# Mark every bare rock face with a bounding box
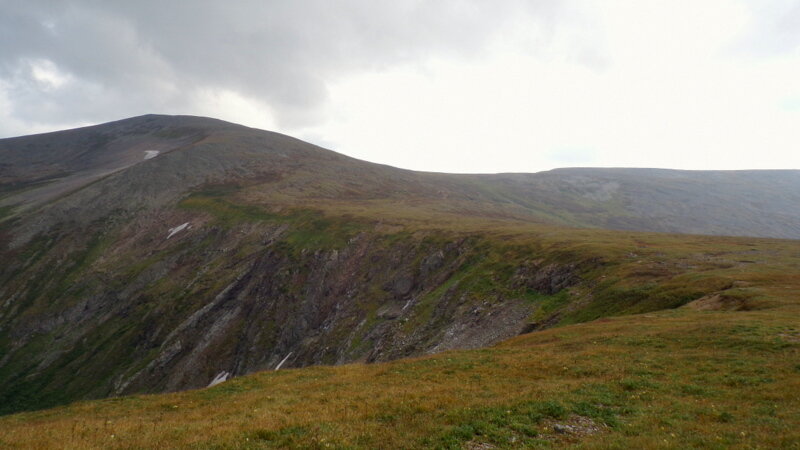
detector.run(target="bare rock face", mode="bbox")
[421,250,445,277]
[513,261,578,295]
[0,205,590,414]
[387,275,415,299]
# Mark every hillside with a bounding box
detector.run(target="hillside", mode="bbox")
[3,115,800,241]
[1,306,798,448]
[0,114,799,445]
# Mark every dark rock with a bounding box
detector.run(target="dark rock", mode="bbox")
[514,262,578,295]
[376,303,403,320]
[420,250,445,277]
[390,276,414,298]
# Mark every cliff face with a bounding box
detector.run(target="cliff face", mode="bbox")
[0,203,590,414]
[1,115,797,415]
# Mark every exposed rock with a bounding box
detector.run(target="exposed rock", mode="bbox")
[513,262,578,295]
[421,250,445,277]
[547,415,604,437]
[464,441,497,449]
[386,275,415,299]
[376,303,404,320]
[684,292,751,311]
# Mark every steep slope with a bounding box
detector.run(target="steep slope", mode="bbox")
[1,115,799,417]
[1,306,798,448]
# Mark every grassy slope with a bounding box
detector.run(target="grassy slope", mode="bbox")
[1,204,799,448]
[0,307,797,449]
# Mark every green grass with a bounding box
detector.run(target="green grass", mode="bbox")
[526,290,570,322]
[179,194,278,225]
[1,307,798,448]
[179,192,367,253]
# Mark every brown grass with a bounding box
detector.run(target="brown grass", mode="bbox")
[1,305,798,449]
[4,185,800,448]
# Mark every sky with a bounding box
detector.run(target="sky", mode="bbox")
[1,0,799,173]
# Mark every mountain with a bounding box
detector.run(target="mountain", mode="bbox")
[4,115,800,241]
[1,114,799,429]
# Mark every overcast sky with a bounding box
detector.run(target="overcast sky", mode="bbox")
[1,0,799,173]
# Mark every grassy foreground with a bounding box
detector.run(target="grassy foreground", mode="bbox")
[0,305,798,449]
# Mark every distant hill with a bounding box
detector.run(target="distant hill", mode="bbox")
[3,114,800,240]
[1,115,799,418]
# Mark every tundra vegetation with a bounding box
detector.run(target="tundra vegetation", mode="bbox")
[0,115,798,448]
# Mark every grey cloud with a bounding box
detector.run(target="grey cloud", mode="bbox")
[734,0,800,57]
[0,0,560,134]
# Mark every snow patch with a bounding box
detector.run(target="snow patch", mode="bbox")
[275,352,293,371]
[208,371,230,387]
[144,150,160,160]
[166,222,190,239]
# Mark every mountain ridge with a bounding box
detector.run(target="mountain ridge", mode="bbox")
[3,114,800,240]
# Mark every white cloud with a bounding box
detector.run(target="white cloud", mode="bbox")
[290,0,800,172]
[28,59,71,91]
